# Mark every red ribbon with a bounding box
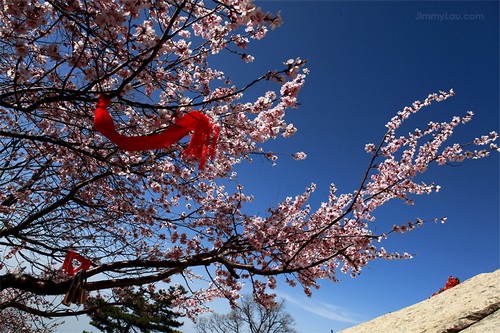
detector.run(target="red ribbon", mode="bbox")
[94,95,219,169]
[62,251,91,276]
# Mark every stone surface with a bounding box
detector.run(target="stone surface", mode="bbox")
[460,309,500,333]
[337,269,500,333]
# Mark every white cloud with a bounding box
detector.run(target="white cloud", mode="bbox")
[279,291,362,324]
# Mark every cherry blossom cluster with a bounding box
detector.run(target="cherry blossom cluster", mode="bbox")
[0,287,60,331]
[0,0,308,319]
[381,216,447,243]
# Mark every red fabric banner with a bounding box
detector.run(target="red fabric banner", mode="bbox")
[94,95,219,169]
[62,251,91,276]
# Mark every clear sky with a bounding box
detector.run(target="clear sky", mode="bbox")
[59,1,499,332]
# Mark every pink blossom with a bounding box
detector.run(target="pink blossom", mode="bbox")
[365,143,376,154]
[293,152,307,160]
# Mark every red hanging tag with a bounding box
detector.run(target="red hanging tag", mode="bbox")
[94,95,219,169]
[62,251,91,277]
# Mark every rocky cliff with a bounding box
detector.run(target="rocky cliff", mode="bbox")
[338,269,499,333]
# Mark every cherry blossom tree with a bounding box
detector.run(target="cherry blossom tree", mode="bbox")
[0,0,498,328]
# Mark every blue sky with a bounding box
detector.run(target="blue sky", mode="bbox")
[59,1,499,332]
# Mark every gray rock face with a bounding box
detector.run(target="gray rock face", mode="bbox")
[338,270,500,333]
